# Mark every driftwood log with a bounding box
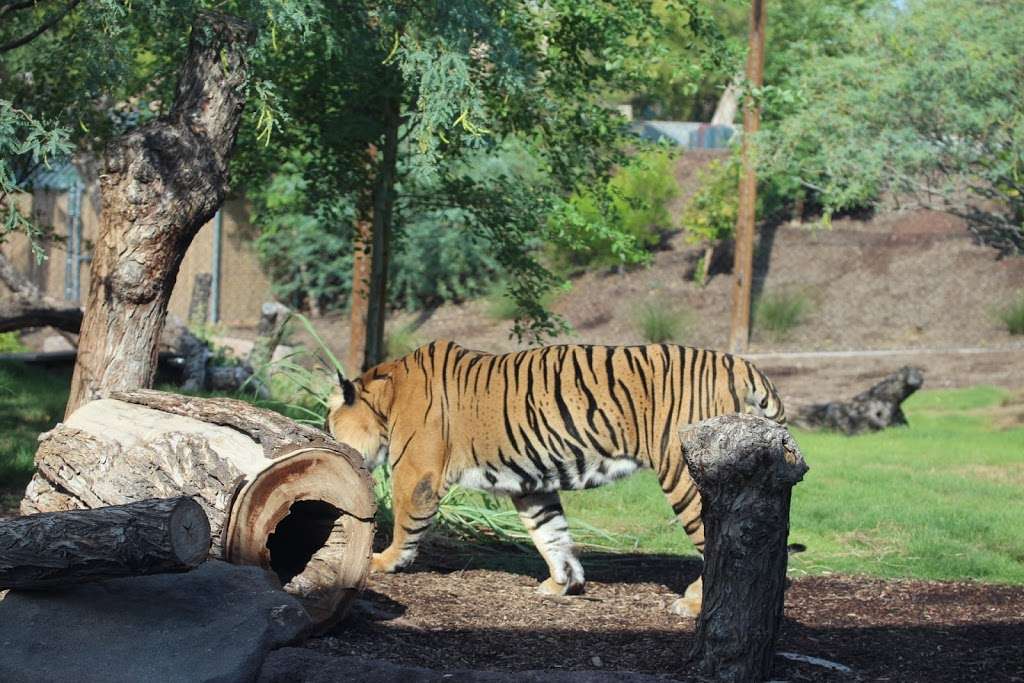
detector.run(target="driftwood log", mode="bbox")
[22,390,375,630]
[793,366,924,435]
[0,497,209,590]
[683,414,808,683]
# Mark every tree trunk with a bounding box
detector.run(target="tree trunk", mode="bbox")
[363,100,401,370]
[683,413,808,683]
[65,11,254,417]
[187,272,213,328]
[0,252,83,333]
[793,366,925,435]
[249,301,291,370]
[710,79,740,126]
[347,205,372,375]
[0,497,210,590]
[24,390,375,630]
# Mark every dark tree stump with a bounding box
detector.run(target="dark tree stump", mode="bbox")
[683,413,808,683]
[249,301,291,370]
[0,497,210,590]
[794,366,924,435]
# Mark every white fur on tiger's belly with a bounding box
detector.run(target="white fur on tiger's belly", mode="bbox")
[455,456,640,494]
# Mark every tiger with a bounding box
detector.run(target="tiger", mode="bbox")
[326,340,786,617]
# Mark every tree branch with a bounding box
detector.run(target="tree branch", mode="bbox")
[0,0,81,53]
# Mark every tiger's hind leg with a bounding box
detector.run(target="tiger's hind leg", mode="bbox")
[511,492,585,596]
[659,460,705,617]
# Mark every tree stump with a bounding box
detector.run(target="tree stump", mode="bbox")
[682,413,808,682]
[793,366,924,435]
[22,390,375,630]
[0,497,209,590]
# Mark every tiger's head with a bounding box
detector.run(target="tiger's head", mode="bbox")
[326,365,394,470]
[743,362,787,425]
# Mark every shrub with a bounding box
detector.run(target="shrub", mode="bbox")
[998,293,1024,335]
[683,157,741,247]
[634,302,693,344]
[0,332,27,354]
[552,149,680,270]
[385,324,422,360]
[753,290,811,340]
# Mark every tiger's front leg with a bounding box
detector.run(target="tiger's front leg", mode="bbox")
[372,463,443,574]
[512,492,585,595]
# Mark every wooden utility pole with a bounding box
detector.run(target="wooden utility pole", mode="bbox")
[728,0,766,354]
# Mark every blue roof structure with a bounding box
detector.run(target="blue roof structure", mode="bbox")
[631,121,736,150]
[21,159,82,191]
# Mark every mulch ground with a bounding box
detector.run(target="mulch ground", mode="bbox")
[312,550,1024,682]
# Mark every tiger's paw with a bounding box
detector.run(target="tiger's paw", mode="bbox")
[537,576,585,596]
[371,552,400,574]
[669,595,701,618]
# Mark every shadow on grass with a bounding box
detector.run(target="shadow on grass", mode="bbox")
[0,360,71,491]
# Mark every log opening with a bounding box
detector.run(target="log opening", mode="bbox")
[267,500,343,586]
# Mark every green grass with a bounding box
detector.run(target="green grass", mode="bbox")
[633,301,693,344]
[753,290,812,340]
[997,291,1024,334]
[560,386,1024,584]
[0,361,70,488]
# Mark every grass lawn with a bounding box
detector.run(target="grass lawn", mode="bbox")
[0,361,70,491]
[2,358,1021,583]
[561,386,1024,584]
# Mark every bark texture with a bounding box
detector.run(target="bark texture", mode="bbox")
[249,301,291,370]
[24,390,375,630]
[793,366,924,435]
[0,497,210,590]
[0,252,83,333]
[187,272,213,327]
[65,11,254,416]
[683,413,808,683]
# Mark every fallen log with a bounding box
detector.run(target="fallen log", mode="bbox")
[683,413,808,683]
[0,497,209,590]
[22,390,375,630]
[793,366,924,435]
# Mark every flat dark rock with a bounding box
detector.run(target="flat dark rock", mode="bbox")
[0,560,311,683]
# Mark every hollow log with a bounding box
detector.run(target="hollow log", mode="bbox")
[23,390,375,630]
[0,497,209,590]
[793,366,924,435]
[683,413,808,682]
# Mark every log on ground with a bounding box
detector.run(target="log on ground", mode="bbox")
[0,497,209,590]
[22,390,376,630]
[793,366,924,435]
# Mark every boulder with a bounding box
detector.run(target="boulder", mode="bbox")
[0,560,311,683]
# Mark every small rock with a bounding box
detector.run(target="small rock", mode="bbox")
[591,656,604,668]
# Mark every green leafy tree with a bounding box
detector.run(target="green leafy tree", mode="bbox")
[760,0,1024,252]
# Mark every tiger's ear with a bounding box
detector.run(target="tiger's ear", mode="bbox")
[340,376,357,406]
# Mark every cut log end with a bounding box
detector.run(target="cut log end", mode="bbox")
[224,446,375,630]
[170,497,213,567]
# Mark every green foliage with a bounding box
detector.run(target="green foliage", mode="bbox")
[0,333,27,354]
[753,290,811,340]
[760,0,1024,251]
[683,156,740,245]
[997,292,1024,335]
[0,361,69,488]
[552,149,679,270]
[634,301,693,344]
[385,324,422,361]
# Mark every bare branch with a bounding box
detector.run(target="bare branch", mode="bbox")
[0,0,81,53]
